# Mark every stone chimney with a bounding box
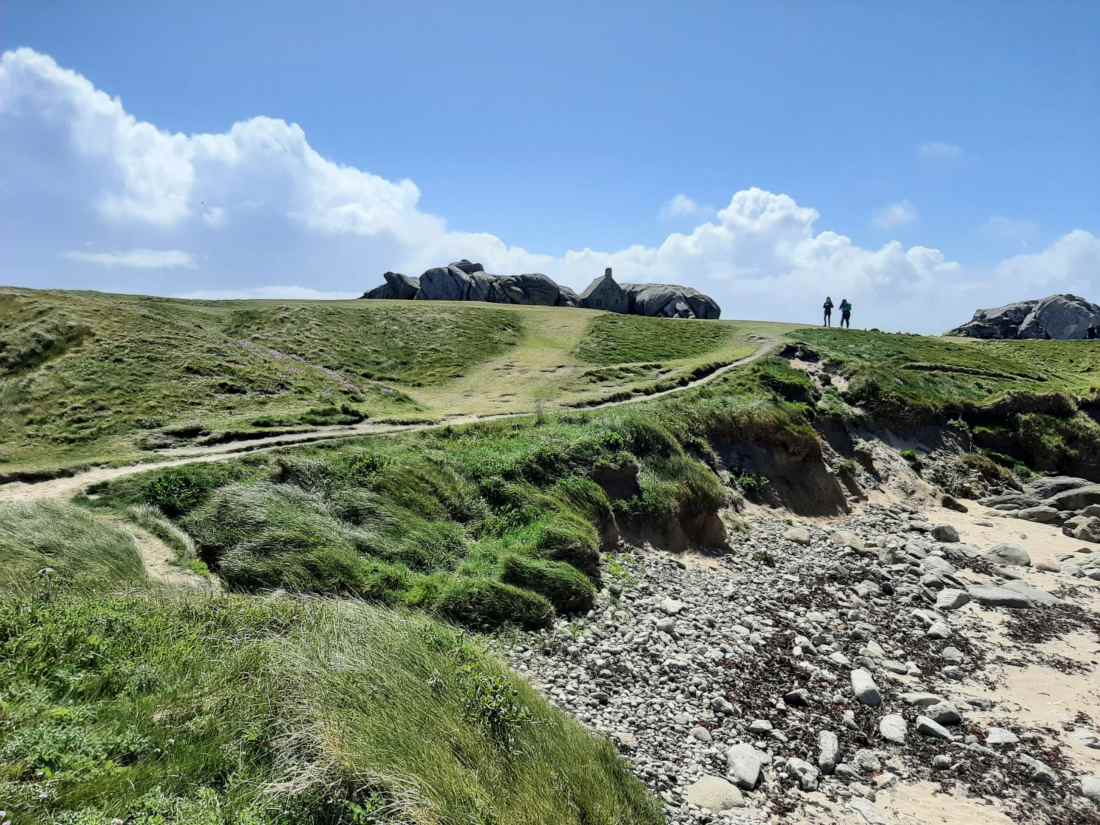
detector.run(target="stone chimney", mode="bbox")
[604,267,613,278]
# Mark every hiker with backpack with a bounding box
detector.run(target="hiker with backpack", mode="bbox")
[839,298,852,329]
[823,296,834,327]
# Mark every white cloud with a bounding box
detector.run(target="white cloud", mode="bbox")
[659,194,709,221]
[175,285,358,300]
[1,47,1097,334]
[994,229,1100,292]
[918,141,963,161]
[872,200,919,229]
[62,248,196,269]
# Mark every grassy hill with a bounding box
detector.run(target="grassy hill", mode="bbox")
[0,503,662,825]
[0,288,778,478]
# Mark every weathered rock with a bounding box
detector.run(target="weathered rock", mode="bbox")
[915,715,955,740]
[925,701,962,726]
[1018,754,1058,785]
[1081,775,1100,802]
[984,544,1032,567]
[936,588,971,610]
[1015,506,1062,525]
[726,743,764,789]
[1018,294,1100,340]
[900,692,943,708]
[1073,516,1100,544]
[787,757,820,791]
[950,294,1100,340]
[784,526,812,545]
[362,271,420,299]
[1049,484,1100,511]
[817,730,839,774]
[941,494,969,513]
[948,299,1040,339]
[880,714,907,744]
[1026,475,1092,499]
[850,668,881,706]
[968,585,1038,608]
[684,775,744,811]
[622,282,721,320]
[932,525,960,543]
[987,727,1019,746]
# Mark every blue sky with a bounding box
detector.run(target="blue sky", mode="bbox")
[2,1,1098,331]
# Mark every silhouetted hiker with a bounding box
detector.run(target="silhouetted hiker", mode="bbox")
[823,296,834,327]
[840,298,852,329]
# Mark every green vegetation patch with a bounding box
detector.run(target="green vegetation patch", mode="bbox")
[576,313,733,364]
[0,590,662,825]
[0,502,144,588]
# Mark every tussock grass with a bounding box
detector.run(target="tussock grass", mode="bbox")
[0,501,143,587]
[576,313,732,364]
[0,589,662,824]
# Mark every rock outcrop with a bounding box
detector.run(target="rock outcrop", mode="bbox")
[361,263,721,319]
[949,294,1100,339]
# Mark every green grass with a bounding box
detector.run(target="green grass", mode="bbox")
[0,289,522,475]
[126,503,206,573]
[87,357,818,628]
[0,501,144,587]
[795,328,1100,478]
[0,289,785,478]
[575,314,733,364]
[0,589,663,825]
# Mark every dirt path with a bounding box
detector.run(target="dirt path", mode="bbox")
[0,339,780,504]
[101,513,217,590]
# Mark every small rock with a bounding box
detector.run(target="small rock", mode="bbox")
[1018,754,1057,785]
[1081,775,1100,802]
[941,495,968,513]
[788,757,820,791]
[932,754,952,770]
[985,544,1032,567]
[684,775,745,811]
[853,749,882,773]
[879,714,907,744]
[690,725,713,743]
[916,715,955,740]
[936,589,970,611]
[818,730,839,774]
[726,743,764,790]
[850,668,882,707]
[749,719,773,735]
[987,727,1019,746]
[927,619,952,639]
[659,597,685,615]
[900,692,943,708]
[925,701,962,725]
[784,526,812,545]
[932,525,960,543]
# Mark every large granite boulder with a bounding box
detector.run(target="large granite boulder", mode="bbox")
[556,286,579,307]
[449,259,484,274]
[623,283,721,320]
[949,294,1100,339]
[362,271,420,300]
[416,265,474,300]
[491,273,562,306]
[1018,295,1100,340]
[580,268,630,314]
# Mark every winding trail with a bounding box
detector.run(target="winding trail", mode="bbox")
[0,339,780,504]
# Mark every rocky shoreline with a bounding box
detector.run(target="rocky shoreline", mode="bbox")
[502,487,1100,824]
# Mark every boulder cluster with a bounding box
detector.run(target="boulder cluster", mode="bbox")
[948,293,1100,339]
[361,263,721,320]
[983,474,1100,558]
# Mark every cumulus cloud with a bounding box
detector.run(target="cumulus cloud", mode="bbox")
[995,230,1100,292]
[918,141,963,161]
[1,47,1097,334]
[659,194,710,221]
[872,200,919,229]
[62,248,196,269]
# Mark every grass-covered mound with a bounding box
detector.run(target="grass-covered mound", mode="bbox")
[576,313,733,364]
[0,501,144,587]
[797,329,1100,478]
[90,359,819,628]
[0,589,663,824]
